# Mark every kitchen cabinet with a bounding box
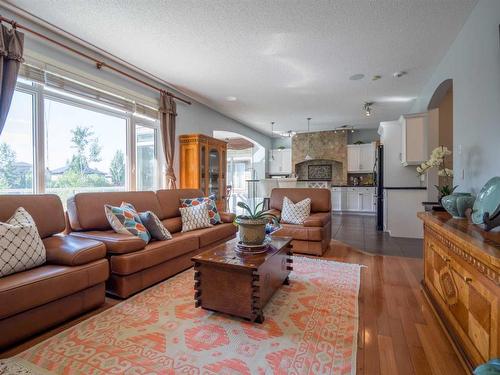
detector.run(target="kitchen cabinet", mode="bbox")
[400,113,427,166]
[346,189,360,211]
[347,143,375,173]
[269,148,292,175]
[331,187,342,211]
[336,187,375,212]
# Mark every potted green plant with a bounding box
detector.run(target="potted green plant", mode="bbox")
[417,146,457,202]
[235,201,279,245]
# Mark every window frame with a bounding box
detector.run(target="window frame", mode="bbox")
[132,116,162,191]
[9,78,162,196]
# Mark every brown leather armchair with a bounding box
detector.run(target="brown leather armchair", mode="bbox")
[268,188,331,256]
[67,189,237,298]
[0,194,108,350]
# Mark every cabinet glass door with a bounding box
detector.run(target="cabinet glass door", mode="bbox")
[208,148,220,199]
[200,145,206,193]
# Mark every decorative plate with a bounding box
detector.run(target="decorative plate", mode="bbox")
[472,176,500,224]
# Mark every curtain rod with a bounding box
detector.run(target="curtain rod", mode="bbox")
[0,15,192,105]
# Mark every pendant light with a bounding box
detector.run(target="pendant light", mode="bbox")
[304,117,313,161]
[271,121,275,161]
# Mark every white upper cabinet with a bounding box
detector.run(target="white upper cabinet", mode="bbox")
[269,148,292,174]
[347,143,375,173]
[400,113,427,166]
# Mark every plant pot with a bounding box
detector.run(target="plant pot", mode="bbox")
[235,218,267,245]
[441,193,476,219]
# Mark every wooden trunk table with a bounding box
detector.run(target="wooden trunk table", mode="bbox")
[191,237,293,323]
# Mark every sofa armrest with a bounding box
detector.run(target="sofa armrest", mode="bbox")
[303,212,331,227]
[69,231,146,254]
[219,212,236,223]
[43,234,106,266]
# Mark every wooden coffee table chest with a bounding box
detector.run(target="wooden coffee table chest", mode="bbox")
[191,237,293,323]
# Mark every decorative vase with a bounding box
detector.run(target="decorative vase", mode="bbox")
[235,218,267,245]
[441,193,475,219]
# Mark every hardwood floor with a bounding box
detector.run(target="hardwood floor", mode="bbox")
[323,240,466,375]
[1,226,467,374]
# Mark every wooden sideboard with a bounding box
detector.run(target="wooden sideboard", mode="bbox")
[179,134,227,209]
[418,212,500,371]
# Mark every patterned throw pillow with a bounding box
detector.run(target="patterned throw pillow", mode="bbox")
[104,202,151,243]
[281,196,312,225]
[180,194,222,225]
[0,207,46,277]
[139,211,172,241]
[179,203,212,232]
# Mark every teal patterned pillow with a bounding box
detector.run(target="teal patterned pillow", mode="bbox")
[180,194,222,224]
[104,202,150,243]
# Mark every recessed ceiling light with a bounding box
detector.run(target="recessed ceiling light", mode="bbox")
[225,96,237,101]
[393,71,407,78]
[349,74,365,81]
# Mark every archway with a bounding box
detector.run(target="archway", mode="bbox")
[213,130,266,212]
[426,79,453,200]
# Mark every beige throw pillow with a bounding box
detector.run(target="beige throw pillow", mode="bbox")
[0,207,46,277]
[281,196,312,225]
[179,203,212,232]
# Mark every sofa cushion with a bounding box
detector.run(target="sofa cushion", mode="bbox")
[109,232,199,275]
[180,203,212,233]
[193,223,238,248]
[0,207,46,277]
[273,223,325,242]
[139,211,172,240]
[0,194,65,239]
[281,196,311,225]
[67,191,163,231]
[70,231,146,254]
[180,194,222,224]
[162,217,182,234]
[43,235,106,266]
[0,259,108,320]
[156,189,204,219]
[105,202,150,243]
[270,188,331,213]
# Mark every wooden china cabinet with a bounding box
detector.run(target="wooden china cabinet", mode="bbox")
[179,134,227,208]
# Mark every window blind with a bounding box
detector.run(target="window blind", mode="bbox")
[18,63,159,118]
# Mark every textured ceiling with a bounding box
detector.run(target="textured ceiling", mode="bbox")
[7,0,476,135]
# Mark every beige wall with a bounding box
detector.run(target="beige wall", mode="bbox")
[291,131,348,184]
[439,88,453,165]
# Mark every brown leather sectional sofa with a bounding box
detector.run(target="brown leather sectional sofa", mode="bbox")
[67,189,237,298]
[268,188,331,256]
[0,194,108,350]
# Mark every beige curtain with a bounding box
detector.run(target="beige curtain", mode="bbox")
[159,92,177,189]
[0,24,24,135]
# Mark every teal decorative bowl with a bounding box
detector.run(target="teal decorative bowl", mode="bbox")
[441,193,476,219]
[472,176,500,224]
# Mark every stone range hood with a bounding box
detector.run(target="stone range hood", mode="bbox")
[295,159,343,182]
[292,130,348,184]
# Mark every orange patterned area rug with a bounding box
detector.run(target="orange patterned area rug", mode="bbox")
[1,257,361,375]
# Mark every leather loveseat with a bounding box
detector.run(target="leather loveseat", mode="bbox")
[0,194,108,349]
[67,189,237,298]
[268,188,331,256]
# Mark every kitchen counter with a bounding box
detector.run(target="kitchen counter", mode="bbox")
[384,186,426,190]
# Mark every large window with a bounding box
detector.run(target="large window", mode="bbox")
[0,74,162,203]
[0,90,35,194]
[44,99,127,203]
[136,124,157,191]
